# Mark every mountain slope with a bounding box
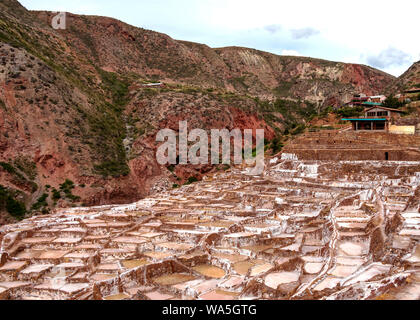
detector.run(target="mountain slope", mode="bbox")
[391,60,420,92]
[33,11,396,105]
[0,0,398,224]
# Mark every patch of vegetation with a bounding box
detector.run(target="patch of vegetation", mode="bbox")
[318,106,334,118]
[267,136,284,154]
[382,95,405,109]
[0,98,6,110]
[222,164,231,171]
[251,98,322,154]
[69,25,99,59]
[0,185,26,219]
[52,188,61,201]
[184,177,199,185]
[178,86,201,95]
[258,98,317,136]
[31,193,48,211]
[94,160,130,178]
[13,156,37,181]
[402,105,417,116]
[0,161,38,192]
[284,123,306,136]
[0,162,19,175]
[48,180,81,204]
[140,88,159,98]
[59,179,81,202]
[231,76,249,90]
[309,125,335,132]
[0,161,25,181]
[89,69,131,178]
[334,106,364,118]
[97,68,130,108]
[29,181,38,193]
[273,81,294,97]
[87,105,129,178]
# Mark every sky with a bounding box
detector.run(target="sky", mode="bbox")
[20,0,420,77]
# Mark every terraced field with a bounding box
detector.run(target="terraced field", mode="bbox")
[0,155,419,300]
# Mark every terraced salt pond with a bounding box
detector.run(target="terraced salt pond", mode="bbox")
[153,274,196,286]
[192,265,226,279]
[0,157,419,300]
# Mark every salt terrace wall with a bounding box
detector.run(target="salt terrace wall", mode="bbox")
[283,131,420,161]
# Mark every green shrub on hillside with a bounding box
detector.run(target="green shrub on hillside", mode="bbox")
[335,106,364,118]
[258,98,317,135]
[84,69,131,178]
[31,193,49,211]
[59,179,81,202]
[319,106,334,118]
[52,188,61,200]
[6,197,26,219]
[184,177,199,185]
[49,179,82,203]
[13,156,37,181]
[268,136,284,154]
[94,161,130,178]
[0,185,26,219]
[97,69,130,108]
[0,161,38,193]
[0,161,26,182]
[382,95,405,109]
[0,162,19,176]
[273,82,293,97]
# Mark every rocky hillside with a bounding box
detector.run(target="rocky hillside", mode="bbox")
[0,0,398,224]
[391,60,420,92]
[33,11,395,105]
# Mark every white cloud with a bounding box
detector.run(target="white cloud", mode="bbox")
[367,47,412,69]
[281,50,302,56]
[290,27,320,40]
[263,24,282,34]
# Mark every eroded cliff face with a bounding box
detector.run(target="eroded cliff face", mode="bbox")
[213,48,395,104]
[0,0,400,223]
